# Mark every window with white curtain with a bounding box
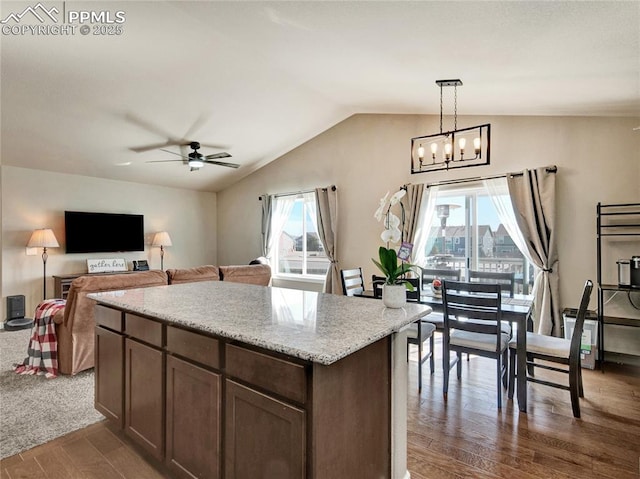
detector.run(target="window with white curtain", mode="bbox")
[270,192,330,279]
[418,182,537,294]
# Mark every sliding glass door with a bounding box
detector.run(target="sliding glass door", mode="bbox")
[422,184,534,293]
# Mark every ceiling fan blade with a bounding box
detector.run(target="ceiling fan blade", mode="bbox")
[204,152,232,160]
[125,113,176,138]
[183,114,210,140]
[145,159,184,163]
[203,159,241,169]
[199,142,231,150]
[130,141,183,153]
[159,148,187,159]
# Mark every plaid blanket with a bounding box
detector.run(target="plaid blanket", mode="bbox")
[14,299,66,378]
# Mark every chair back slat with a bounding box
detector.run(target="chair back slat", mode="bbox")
[442,291,500,308]
[445,304,502,322]
[340,268,365,296]
[468,270,516,297]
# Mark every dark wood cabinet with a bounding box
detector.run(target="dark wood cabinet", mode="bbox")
[125,338,164,461]
[166,355,221,479]
[225,380,305,479]
[94,326,124,426]
[94,306,124,426]
[94,305,392,479]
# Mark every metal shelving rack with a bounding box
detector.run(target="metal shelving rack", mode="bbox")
[596,202,640,369]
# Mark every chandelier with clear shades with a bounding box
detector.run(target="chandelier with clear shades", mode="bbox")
[411,79,490,174]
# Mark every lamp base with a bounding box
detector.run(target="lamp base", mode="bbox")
[5,317,34,331]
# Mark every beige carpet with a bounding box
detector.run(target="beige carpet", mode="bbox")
[0,328,104,459]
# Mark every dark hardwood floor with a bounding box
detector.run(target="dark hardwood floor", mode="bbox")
[2,346,639,479]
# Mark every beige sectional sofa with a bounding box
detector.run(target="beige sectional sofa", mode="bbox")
[53,263,271,375]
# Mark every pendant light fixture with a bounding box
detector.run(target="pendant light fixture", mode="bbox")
[411,79,490,174]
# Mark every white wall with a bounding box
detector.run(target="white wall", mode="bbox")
[1,166,217,319]
[217,113,640,314]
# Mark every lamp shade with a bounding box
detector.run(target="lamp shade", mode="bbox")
[27,228,59,248]
[152,231,172,247]
[436,204,460,219]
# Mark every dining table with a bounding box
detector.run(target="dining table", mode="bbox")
[357,288,534,412]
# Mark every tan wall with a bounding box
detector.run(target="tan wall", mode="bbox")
[1,166,217,319]
[217,113,640,312]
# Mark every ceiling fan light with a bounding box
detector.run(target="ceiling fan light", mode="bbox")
[189,159,204,168]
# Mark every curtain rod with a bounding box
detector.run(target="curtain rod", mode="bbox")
[258,185,336,200]
[423,166,557,189]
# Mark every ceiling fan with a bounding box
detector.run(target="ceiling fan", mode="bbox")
[146,141,240,171]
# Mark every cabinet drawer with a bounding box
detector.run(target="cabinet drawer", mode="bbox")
[226,344,307,404]
[95,306,123,332]
[167,326,221,370]
[125,314,163,347]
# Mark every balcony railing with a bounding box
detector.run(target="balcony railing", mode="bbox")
[425,254,535,294]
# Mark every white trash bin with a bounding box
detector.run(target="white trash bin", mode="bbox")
[562,308,598,369]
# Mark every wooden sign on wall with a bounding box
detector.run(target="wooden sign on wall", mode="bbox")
[87,258,127,274]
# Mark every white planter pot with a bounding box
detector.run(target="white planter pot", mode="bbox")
[382,284,406,309]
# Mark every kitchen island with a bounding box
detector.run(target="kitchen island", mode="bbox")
[89,281,431,479]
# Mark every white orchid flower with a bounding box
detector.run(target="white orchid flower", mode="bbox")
[381,227,402,244]
[389,189,406,206]
[374,191,390,222]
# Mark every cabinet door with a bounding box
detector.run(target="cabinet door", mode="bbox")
[225,380,305,479]
[166,355,221,479]
[94,326,123,427]
[125,338,164,460]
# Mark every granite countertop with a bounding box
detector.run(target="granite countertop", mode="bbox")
[88,281,432,365]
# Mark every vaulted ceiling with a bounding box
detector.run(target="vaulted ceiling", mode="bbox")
[2,1,638,192]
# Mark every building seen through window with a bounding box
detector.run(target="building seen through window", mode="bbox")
[423,187,536,294]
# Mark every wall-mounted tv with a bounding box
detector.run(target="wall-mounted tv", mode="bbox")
[65,211,144,254]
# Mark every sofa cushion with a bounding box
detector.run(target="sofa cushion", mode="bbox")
[219,264,271,286]
[166,265,220,284]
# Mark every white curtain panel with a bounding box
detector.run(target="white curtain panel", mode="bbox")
[412,185,439,267]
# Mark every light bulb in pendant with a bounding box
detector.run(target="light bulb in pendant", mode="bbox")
[444,142,452,160]
[430,142,438,160]
[458,138,466,156]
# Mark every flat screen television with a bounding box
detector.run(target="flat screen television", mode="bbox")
[65,211,144,254]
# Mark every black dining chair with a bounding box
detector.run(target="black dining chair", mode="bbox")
[340,268,365,296]
[442,280,510,409]
[404,277,436,389]
[371,274,385,299]
[419,267,462,292]
[418,268,462,368]
[468,270,516,298]
[508,279,593,418]
[373,275,435,390]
